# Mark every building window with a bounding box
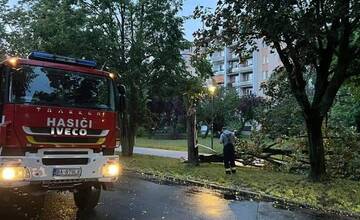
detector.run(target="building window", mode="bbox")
[263,55,269,64]
[235,75,240,84]
[243,87,252,95]
[219,50,224,57]
[213,65,223,72]
[231,52,237,59]
[230,75,236,83]
[230,61,239,69]
[246,58,253,66]
[262,41,266,48]
[262,71,269,80]
[219,64,224,71]
[243,73,252,81]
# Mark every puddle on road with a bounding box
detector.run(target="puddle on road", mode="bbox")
[185,187,233,219]
[185,187,237,201]
[182,186,355,220]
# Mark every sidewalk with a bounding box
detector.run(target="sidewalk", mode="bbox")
[116,146,188,159]
[116,146,249,167]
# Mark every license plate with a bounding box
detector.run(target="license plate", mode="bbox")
[53,168,82,177]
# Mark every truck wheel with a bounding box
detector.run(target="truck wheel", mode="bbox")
[73,184,101,211]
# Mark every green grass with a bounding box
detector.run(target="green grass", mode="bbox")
[135,137,223,153]
[120,154,360,214]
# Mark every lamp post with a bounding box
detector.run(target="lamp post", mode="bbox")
[208,85,216,149]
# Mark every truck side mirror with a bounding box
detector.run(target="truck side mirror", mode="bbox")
[117,84,126,113]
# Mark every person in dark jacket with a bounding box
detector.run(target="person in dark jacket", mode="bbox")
[220,127,236,174]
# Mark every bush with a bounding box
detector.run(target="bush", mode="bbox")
[136,127,148,137]
[325,126,360,180]
[227,119,243,132]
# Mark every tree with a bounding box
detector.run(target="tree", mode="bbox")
[0,0,8,58]
[195,0,360,181]
[258,70,305,138]
[330,81,360,132]
[80,0,188,156]
[4,0,188,157]
[237,94,265,131]
[148,96,185,138]
[183,53,212,165]
[348,76,360,132]
[197,88,264,134]
[197,87,240,134]
[4,0,104,60]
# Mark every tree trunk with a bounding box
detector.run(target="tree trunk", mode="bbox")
[305,112,326,181]
[121,127,135,156]
[355,112,360,133]
[187,107,199,166]
[171,115,178,139]
[119,112,136,157]
[119,81,141,157]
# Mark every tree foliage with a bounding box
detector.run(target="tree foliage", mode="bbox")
[4,0,101,59]
[197,88,239,133]
[258,70,305,138]
[329,86,360,132]
[237,94,264,129]
[0,0,7,57]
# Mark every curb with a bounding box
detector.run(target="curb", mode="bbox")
[124,168,360,219]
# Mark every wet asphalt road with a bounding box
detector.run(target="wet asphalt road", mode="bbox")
[0,173,355,220]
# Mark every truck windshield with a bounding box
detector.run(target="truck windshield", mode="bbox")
[10,65,115,111]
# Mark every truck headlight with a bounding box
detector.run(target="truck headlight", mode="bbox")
[0,167,28,181]
[102,162,121,177]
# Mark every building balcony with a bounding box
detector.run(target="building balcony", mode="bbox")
[211,55,225,62]
[238,80,253,87]
[230,65,253,74]
[228,54,239,61]
[213,70,225,75]
[228,70,239,76]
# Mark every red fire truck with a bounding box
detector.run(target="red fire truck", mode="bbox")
[0,52,124,210]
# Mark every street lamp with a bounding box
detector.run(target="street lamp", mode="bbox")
[208,85,216,95]
[208,85,216,149]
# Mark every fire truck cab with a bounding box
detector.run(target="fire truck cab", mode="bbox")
[0,52,124,210]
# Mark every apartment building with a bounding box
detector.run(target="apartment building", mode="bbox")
[181,47,197,76]
[210,40,282,96]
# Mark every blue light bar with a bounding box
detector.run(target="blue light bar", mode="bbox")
[28,51,97,68]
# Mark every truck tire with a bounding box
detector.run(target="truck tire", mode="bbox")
[73,184,101,211]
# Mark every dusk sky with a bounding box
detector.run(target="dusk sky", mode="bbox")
[180,0,217,41]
